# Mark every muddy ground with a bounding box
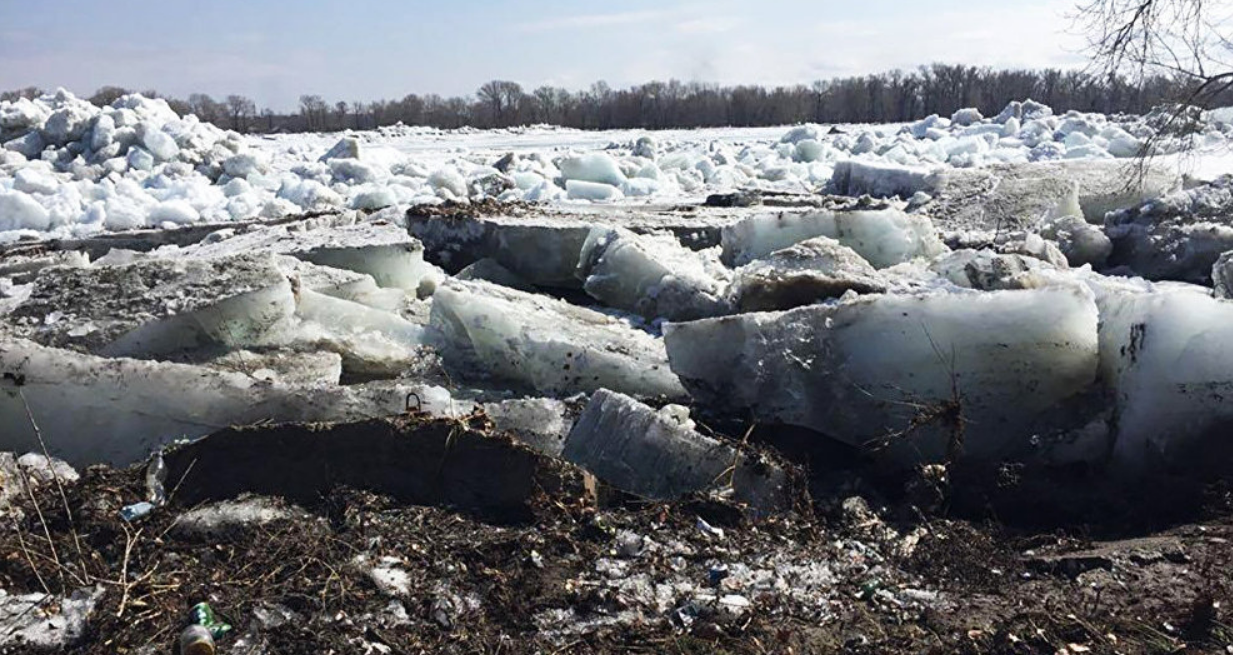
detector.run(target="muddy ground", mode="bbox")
[1,416,1231,655]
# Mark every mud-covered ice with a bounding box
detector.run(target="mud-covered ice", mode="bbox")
[5,252,294,357]
[179,215,441,293]
[727,236,887,312]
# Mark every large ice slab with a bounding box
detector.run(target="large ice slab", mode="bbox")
[181,215,439,293]
[1046,159,1179,221]
[428,279,686,398]
[576,227,730,321]
[7,253,294,357]
[406,204,742,288]
[562,389,789,512]
[921,167,1082,232]
[720,205,948,268]
[1096,288,1233,471]
[664,287,1100,465]
[0,338,453,466]
[830,160,940,199]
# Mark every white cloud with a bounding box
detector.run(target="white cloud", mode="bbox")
[676,16,738,34]
[514,10,669,33]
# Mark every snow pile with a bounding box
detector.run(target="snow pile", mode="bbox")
[4,91,1226,243]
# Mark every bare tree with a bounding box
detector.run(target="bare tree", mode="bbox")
[477,80,524,127]
[1079,0,1233,116]
[187,93,223,124]
[89,86,131,107]
[0,86,43,101]
[225,94,257,133]
[299,95,326,130]
[1077,0,1233,173]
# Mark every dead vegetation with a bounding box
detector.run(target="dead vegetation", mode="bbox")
[1,416,1231,654]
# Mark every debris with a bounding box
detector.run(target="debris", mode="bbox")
[120,501,154,522]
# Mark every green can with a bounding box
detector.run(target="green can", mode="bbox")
[188,602,232,640]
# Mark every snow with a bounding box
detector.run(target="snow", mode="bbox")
[0,91,1224,244]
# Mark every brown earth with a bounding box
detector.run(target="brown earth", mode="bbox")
[1,416,1231,654]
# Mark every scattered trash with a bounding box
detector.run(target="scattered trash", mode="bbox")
[189,602,233,640]
[120,501,154,522]
[696,517,725,540]
[145,449,167,504]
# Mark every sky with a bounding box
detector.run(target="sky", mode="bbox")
[0,0,1089,112]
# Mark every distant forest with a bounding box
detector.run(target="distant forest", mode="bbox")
[3,64,1225,134]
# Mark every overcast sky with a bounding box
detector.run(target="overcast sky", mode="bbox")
[0,0,1089,112]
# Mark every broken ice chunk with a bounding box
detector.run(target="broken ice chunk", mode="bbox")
[576,227,731,321]
[1213,251,1233,299]
[728,236,887,312]
[830,159,940,199]
[562,389,789,512]
[664,287,1100,466]
[1040,215,1113,268]
[720,206,947,269]
[428,279,685,399]
[455,257,536,292]
[182,216,439,293]
[483,397,574,457]
[1104,176,1233,283]
[285,289,428,377]
[929,249,1057,291]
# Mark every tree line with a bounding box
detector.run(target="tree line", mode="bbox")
[3,63,1225,135]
